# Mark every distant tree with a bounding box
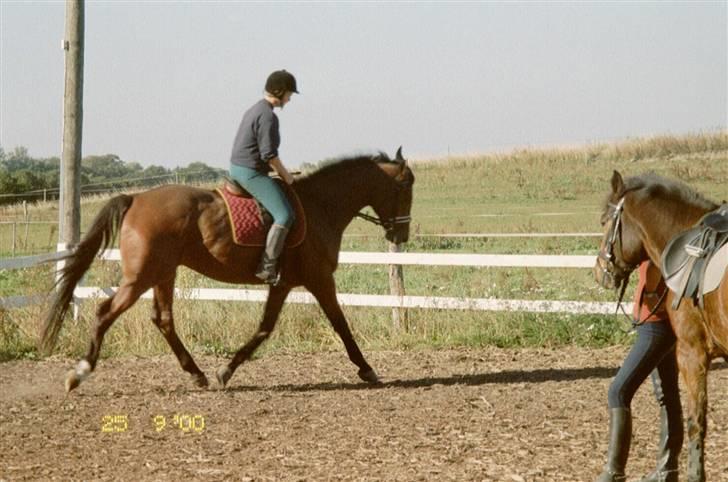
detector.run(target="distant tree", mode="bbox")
[82,154,127,182]
[124,162,145,177]
[2,146,31,172]
[142,164,171,179]
[0,165,19,194]
[13,170,44,193]
[176,162,222,183]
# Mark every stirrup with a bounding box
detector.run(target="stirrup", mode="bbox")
[256,271,281,285]
[255,263,281,285]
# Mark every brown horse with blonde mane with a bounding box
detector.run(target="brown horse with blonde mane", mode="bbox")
[41,149,414,393]
[595,170,727,482]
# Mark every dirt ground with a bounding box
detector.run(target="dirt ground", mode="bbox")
[1,347,727,481]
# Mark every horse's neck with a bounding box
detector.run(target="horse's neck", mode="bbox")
[632,198,712,264]
[298,167,379,234]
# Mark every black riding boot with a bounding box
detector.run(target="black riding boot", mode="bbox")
[640,369,683,482]
[255,224,289,285]
[596,408,632,482]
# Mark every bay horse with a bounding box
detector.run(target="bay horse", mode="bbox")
[41,149,414,393]
[594,170,727,482]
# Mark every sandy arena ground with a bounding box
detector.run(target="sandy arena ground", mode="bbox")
[1,347,727,481]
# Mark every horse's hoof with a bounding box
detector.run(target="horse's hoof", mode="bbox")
[191,373,209,388]
[65,369,81,392]
[358,368,381,384]
[216,367,232,387]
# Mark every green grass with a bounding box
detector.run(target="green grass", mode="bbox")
[0,131,725,360]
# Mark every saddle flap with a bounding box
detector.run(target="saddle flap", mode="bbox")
[662,218,728,305]
[703,242,728,294]
[662,228,701,282]
[661,227,704,305]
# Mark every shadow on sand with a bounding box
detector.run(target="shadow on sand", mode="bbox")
[224,364,620,393]
[223,359,728,394]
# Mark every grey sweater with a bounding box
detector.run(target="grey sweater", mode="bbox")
[230,99,280,172]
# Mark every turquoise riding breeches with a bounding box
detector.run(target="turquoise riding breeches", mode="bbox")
[229,164,295,228]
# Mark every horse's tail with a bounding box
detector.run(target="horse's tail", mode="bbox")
[40,194,134,355]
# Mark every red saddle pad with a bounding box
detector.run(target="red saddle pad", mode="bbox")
[217,184,306,247]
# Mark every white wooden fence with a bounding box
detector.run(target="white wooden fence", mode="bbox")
[0,247,631,315]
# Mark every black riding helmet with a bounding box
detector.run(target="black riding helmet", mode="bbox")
[265,70,299,99]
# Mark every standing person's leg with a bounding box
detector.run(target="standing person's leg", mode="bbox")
[641,322,682,482]
[597,322,674,482]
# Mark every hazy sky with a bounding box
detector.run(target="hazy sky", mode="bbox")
[1,1,726,169]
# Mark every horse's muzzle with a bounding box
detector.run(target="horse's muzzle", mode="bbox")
[594,260,617,290]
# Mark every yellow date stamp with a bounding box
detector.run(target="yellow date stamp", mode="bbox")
[153,414,206,433]
[101,414,129,433]
[101,414,206,433]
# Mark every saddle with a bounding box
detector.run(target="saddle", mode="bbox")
[217,178,306,247]
[661,204,728,309]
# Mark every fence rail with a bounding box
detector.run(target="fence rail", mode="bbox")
[0,248,624,314]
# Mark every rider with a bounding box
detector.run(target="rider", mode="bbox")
[596,260,683,482]
[229,70,298,285]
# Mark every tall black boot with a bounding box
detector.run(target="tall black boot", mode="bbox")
[255,224,289,285]
[596,408,632,482]
[640,369,683,482]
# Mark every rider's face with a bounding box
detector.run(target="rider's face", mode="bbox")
[279,91,293,107]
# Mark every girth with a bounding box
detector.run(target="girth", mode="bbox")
[661,204,728,309]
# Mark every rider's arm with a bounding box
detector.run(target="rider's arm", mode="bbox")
[269,157,295,185]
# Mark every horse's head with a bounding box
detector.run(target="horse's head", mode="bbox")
[594,170,646,290]
[373,147,415,244]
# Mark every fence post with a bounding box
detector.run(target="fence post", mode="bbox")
[388,242,407,330]
[23,201,29,251]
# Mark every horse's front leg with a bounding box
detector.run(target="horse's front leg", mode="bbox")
[216,284,291,387]
[307,276,379,384]
[676,339,709,482]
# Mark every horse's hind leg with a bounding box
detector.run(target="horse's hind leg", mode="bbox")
[66,282,146,392]
[308,276,379,384]
[216,284,291,387]
[151,278,208,388]
[676,339,709,482]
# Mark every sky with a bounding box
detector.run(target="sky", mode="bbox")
[1,1,726,170]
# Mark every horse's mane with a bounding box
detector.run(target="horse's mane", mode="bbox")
[295,153,394,188]
[624,172,719,211]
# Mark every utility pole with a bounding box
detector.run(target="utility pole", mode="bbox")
[58,0,84,249]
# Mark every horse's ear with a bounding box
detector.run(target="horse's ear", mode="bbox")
[395,146,404,163]
[611,170,624,195]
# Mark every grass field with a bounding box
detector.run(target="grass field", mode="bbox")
[1,131,727,360]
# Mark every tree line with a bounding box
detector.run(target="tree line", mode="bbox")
[0,146,225,204]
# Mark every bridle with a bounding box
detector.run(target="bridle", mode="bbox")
[598,197,638,289]
[355,211,412,233]
[598,195,668,326]
[355,178,412,238]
